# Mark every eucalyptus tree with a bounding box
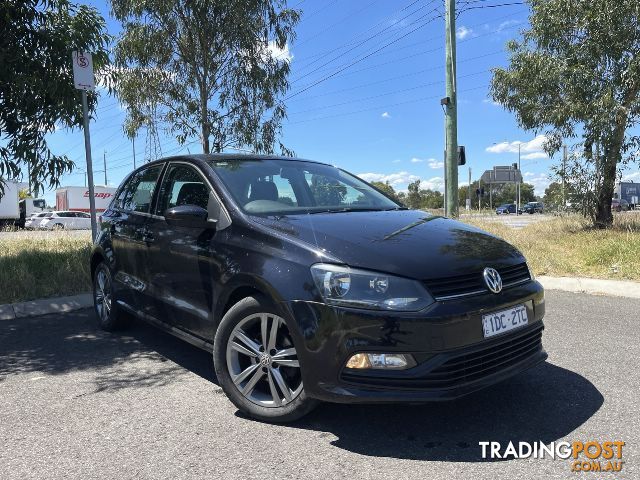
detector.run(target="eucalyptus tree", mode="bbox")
[491,0,640,227]
[0,0,111,195]
[112,0,300,156]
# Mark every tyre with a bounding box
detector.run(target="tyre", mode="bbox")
[93,262,129,331]
[53,223,64,230]
[213,295,317,423]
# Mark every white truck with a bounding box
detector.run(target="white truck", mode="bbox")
[0,181,20,227]
[55,186,117,213]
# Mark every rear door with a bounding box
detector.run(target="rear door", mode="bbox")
[108,164,164,312]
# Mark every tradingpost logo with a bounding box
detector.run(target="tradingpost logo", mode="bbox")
[479,441,625,472]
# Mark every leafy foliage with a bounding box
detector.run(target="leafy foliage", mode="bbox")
[0,0,111,196]
[491,0,640,227]
[112,0,300,155]
[370,181,401,203]
[309,175,346,205]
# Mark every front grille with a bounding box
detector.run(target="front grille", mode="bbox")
[341,324,544,390]
[424,263,531,301]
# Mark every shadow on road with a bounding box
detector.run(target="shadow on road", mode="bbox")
[292,362,603,462]
[0,309,217,392]
[0,308,602,463]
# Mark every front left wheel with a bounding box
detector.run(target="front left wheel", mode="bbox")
[213,295,317,423]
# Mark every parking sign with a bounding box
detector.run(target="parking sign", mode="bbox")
[72,51,95,90]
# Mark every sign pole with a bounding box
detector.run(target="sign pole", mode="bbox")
[73,51,98,241]
[81,90,98,241]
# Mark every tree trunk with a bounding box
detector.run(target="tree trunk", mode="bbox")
[593,127,624,228]
[200,85,210,154]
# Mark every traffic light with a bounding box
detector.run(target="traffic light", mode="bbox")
[458,146,466,166]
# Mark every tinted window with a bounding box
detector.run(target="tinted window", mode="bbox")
[211,159,398,215]
[155,164,210,215]
[119,165,163,213]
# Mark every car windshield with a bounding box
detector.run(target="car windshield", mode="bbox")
[499,204,511,208]
[209,159,401,215]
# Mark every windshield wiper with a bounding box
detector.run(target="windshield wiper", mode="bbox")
[307,207,389,214]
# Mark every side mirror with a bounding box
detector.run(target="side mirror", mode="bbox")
[164,205,217,229]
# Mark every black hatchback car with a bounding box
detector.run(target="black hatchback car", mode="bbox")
[91,154,546,422]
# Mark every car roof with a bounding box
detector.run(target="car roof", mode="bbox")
[142,153,332,169]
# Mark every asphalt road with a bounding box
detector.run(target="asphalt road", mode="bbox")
[1,290,638,479]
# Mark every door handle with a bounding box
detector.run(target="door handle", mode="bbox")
[142,230,155,244]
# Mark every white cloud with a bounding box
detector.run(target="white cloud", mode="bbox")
[392,159,401,163]
[410,157,425,163]
[482,97,502,107]
[497,20,522,32]
[522,152,548,160]
[486,135,548,157]
[358,171,421,186]
[523,172,551,195]
[428,159,444,169]
[456,26,473,40]
[357,172,445,192]
[267,41,293,63]
[381,111,391,119]
[622,172,640,182]
[421,176,445,191]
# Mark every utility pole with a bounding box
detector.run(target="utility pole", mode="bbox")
[517,143,521,213]
[444,0,458,218]
[562,144,567,207]
[103,150,107,186]
[132,137,136,169]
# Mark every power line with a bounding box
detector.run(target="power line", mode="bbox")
[286,10,443,100]
[287,70,489,116]
[286,84,489,125]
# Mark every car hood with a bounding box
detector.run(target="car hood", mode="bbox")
[250,209,524,280]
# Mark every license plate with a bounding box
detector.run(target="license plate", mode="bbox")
[482,304,528,338]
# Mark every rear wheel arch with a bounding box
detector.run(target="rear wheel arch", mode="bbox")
[90,251,106,278]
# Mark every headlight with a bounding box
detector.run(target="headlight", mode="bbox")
[310,263,434,311]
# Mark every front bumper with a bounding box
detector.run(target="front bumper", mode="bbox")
[283,280,546,403]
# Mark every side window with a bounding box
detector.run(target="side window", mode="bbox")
[120,165,163,213]
[156,164,210,215]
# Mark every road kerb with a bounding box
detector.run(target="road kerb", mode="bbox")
[0,293,92,320]
[538,276,640,299]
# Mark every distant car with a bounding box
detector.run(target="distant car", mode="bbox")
[496,204,517,215]
[612,198,630,212]
[24,211,51,229]
[521,202,544,214]
[39,211,92,230]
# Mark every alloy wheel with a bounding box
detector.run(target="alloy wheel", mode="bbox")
[225,313,302,408]
[94,268,112,323]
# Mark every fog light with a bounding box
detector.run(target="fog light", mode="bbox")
[345,353,415,370]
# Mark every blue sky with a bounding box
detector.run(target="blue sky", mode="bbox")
[39,0,637,206]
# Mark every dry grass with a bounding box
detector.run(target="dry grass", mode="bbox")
[1,212,639,305]
[0,232,92,304]
[462,212,640,281]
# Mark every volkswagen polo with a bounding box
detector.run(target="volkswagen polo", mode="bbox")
[91,154,546,422]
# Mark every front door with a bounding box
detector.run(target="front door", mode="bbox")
[143,162,222,339]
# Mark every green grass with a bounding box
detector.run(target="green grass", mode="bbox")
[461,212,640,281]
[0,233,92,304]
